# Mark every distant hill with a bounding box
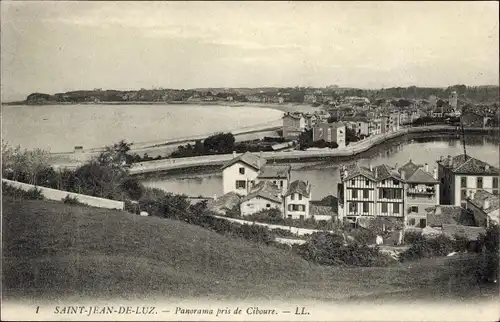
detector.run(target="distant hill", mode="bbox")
[3,198,495,301]
[7,84,500,105]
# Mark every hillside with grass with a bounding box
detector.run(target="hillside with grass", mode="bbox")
[2,197,497,302]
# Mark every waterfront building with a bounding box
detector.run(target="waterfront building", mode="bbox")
[399,161,440,229]
[240,181,283,216]
[465,189,499,227]
[338,163,405,225]
[256,164,292,195]
[437,154,499,207]
[282,112,306,140]
[221,152,266,196]
[381,112,400,133]
[284,180,312,220]
[312,122,346,148]
[342,117,370,137]
[304,113,318,130]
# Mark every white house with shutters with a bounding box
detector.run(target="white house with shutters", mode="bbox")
[221,152,266,196]
[284,180,312,220]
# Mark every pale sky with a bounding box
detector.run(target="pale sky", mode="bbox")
[1,1,499,101]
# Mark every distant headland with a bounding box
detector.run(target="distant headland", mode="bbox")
[3,85,499,105]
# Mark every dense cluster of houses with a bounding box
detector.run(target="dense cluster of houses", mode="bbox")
[210,150,499,242]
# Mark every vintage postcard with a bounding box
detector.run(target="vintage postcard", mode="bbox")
[1,1,499,321]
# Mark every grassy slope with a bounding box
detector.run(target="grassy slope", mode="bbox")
[2,197,497,302]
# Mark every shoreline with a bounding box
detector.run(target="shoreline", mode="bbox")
[2,100,316,112]
[128,126,499,176]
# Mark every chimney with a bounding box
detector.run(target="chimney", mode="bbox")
[435,205,441,216]
[485,164,490,171]
[233,151,237,158]
[484,199,490,210]
[369,163,373,171]
[213,194,217,201]
[433,167,438,180]
[447,155,452,167]
[401,170,406,180]
[424,163,429,172]
[374,167,378,178]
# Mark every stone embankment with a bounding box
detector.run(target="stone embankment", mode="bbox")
[127,125,498,175]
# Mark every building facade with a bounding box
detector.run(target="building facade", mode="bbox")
[282,112,306,140]
[312,122,346,148]
[239,181,283,216]
[339,164,405,225]
[399,161,440,229]
[221,152,266,196]
[284,180,312,220]
[437,154,499,207]
[256,164,292,195]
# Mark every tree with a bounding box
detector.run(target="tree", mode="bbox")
[96,140,132,168]
[298,129,313,150]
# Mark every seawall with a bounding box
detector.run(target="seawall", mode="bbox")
[128,125,499,175]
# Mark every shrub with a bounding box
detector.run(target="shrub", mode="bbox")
[271,228,296,238]
[347,228,377,245]
[400,234,456,261]
[403,230,422,244]
[62,194,84,205]
[475,225,499,283]
[2,183,45,200]
[294,232,394,267]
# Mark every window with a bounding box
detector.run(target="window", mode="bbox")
[291,204,301,211]
[363,189,369,199]
[298,194,302,201]
[352,189,358,198]
[239,167,245,175]
[291,194,295,200]
[410,206,418,213]
[461,177,467,188]
[236,180,246,189]
[365,180,370,186]
[273,180,277,185]
[419,219,426,228]
[461,189,467,200]
[381,203,388,213]
[494,177,499,189]
[287,215,292,219]
[266,204,271,208]
[280,181,284,188]
[349,202,358,213]
[363,202,369,213]
[477,177,483,189]
[351,179,355,185]
[382,180,386,185]
[409,218,416,226]
[393,203,399,214]
[393,180,399,186]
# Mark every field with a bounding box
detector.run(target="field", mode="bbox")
[2,197,497,302]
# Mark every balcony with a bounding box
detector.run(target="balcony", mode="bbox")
[407,188,435,195]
